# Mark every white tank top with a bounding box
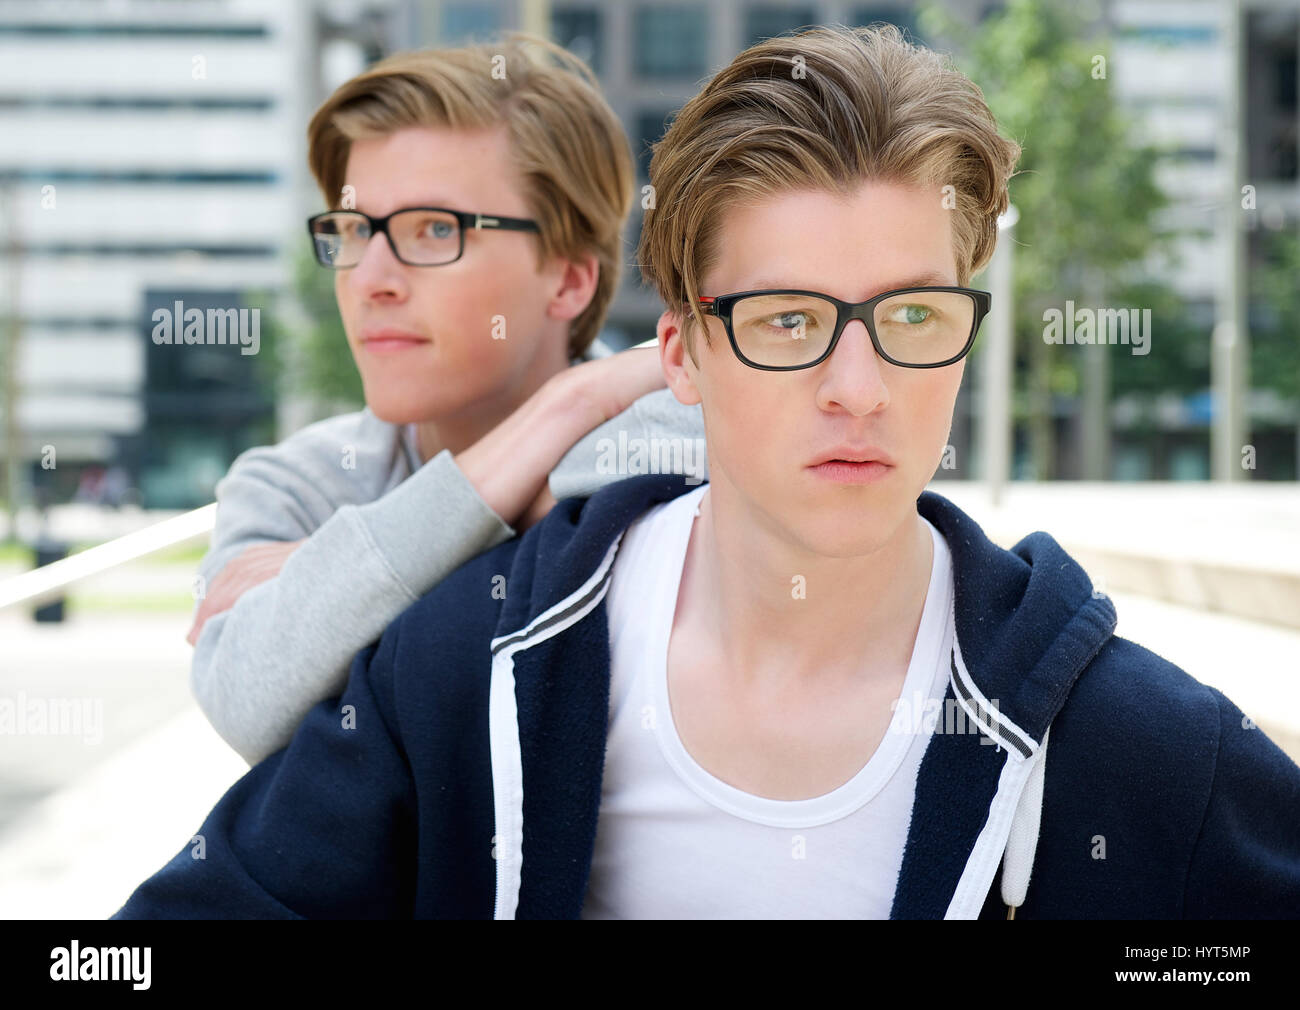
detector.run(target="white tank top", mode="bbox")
[581,483,955,918]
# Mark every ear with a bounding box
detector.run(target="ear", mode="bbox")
[658,309,702,407]
[544,251,600,324]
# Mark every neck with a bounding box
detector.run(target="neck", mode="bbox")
[412,335,572,463]
[678,477,935,691]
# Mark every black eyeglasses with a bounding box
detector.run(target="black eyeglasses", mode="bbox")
[693,286,991,370]
[306,207,540,269]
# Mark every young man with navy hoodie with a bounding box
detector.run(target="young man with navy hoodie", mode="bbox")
[113,24,1300,920]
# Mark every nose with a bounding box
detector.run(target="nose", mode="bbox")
[344,228,409,301]
[814,318,890,416]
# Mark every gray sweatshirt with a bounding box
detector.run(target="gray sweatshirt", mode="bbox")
[191,349,708,765]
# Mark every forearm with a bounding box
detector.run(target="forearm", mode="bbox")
[453,369,609,524]
[191,450,514,765]
[189,350,667,763]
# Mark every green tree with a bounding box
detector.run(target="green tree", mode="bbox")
[1250,227,1300,401]
[921,0,1183,478]
[248,242,364,416]
[287,241,364,407]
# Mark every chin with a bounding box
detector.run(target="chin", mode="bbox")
[363,386,463,426]
[788,491,911,559]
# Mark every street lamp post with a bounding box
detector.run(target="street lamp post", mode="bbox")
[983,204,1019,506]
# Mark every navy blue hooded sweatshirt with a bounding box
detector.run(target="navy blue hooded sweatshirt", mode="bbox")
[112,474,1300,919]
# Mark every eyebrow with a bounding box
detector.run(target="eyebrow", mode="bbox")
[742,271,956,296]
[351,199,465,214]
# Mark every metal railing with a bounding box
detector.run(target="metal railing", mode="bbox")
[0,504,216,612]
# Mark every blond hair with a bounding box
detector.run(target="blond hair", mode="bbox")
[636,23,1022,358]
[307,33,634,358]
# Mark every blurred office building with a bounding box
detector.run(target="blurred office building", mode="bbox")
[0,0,1295,513]
[1,0,315,508]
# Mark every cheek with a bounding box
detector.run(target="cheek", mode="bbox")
[334,278,366,356]
[697,365,786,476]
[902,373,962,468]
[433,255,548,350]
[334,275,356,326]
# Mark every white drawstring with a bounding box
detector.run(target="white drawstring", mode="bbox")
[1002,725,1050,918]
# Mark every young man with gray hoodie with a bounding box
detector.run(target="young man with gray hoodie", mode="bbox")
[186,35,707,766]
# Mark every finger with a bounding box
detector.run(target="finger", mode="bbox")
[211,550,288,593]
[198,565,263,618]
[188,542,300,646]
[201,558,285,619]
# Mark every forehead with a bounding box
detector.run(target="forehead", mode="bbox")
[704,181,958,299]
[342,124,525,216]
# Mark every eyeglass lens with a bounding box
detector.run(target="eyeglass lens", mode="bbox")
[730,290,976,366]
[311,210,461,267]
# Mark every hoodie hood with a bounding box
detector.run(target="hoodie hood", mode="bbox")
[483,475,1118,919]
[909,490,1117,918]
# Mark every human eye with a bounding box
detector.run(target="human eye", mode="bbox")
[755,301,831,338]
[396,211,458,246]
[762,308,816,333]
[422,217,455,240]
[881,302,938,326]
[322,214,364,239]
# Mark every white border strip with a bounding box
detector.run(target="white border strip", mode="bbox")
[949,596,1036,758]
[943,595,1046,918]
[944,744,1037,918]
[488,534,625,919]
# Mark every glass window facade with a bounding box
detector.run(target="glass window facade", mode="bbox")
[633,5,708,78]
[552,6,604,74]
[743,4,817,48]
[634,107,679,178]
[440,1,501,43]
[851,5,921,43]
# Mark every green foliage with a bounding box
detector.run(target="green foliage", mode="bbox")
[1104,279,1209,397]
[245,242,365,410]
[1250,227,1300,400]
[289,243,366,407]
[923,0,1175,279]
[919,0,1195,473]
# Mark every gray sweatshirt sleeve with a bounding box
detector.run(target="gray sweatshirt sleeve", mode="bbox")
[547,388,709,500]
[191,431,516,766]
[192,385,707,767]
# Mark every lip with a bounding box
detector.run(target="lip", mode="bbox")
[807,445,895,468]
[808,460,893,484]
[361,327,430,353]
[806,445,895,485]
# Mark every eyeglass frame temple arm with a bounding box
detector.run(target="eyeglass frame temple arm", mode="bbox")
[470,212,538,232]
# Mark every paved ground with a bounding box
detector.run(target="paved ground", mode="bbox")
[934,481,1300,631]
[0,611,196,835]
[0,608,242,918]
[933,480,1300,578]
